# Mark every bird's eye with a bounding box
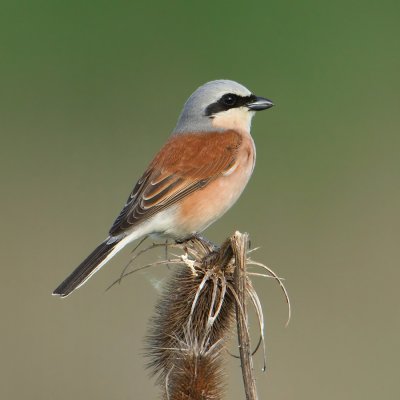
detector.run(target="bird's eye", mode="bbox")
[221,94,237,107]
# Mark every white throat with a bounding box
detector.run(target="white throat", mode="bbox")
[211,107,255,133]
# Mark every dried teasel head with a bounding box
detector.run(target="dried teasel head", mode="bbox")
[108,233,290,400]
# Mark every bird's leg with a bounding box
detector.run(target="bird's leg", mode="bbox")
[176,234,231,272]
[193,233,219,251]
[176,233,218,253]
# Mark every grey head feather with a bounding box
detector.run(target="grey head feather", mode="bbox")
[173,79,252,134]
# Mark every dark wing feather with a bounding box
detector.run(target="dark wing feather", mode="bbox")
[109,131,242,237]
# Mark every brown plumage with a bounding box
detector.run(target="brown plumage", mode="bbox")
[178,132,255,235]
[109,130,244,236]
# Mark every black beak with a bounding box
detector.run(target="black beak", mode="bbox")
[247,96,274,111]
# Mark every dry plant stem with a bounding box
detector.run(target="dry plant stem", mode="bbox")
[141,232,282,400]
[232,232,259,400]
[146,236,237,400]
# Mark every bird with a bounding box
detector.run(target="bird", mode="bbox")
[53,79,274,297]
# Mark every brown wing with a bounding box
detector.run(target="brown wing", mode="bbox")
[109,130,242,236]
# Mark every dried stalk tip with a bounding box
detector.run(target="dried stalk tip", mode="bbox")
[146,236,236,397]
[141,233,289,400]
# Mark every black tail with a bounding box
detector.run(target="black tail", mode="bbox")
[53,239,120,298]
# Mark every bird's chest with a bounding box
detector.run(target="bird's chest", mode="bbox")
[176,134,255,236]
[216,134,255,202]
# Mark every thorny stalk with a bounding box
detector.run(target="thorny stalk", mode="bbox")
[111,233,289,400]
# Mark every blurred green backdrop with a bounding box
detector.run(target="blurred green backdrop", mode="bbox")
[1,1,399,399]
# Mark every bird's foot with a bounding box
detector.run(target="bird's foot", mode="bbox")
[176,234,218,252]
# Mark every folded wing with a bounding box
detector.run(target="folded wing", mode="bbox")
[109,130,242,236]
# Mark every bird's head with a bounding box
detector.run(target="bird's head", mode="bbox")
[174,79,273,134]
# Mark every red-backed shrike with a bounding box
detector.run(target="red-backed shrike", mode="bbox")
[53,80,273,297]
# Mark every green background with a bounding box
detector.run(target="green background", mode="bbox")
[1,1,399,399]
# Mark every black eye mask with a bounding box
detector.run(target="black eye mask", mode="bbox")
[205,93,257,116]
